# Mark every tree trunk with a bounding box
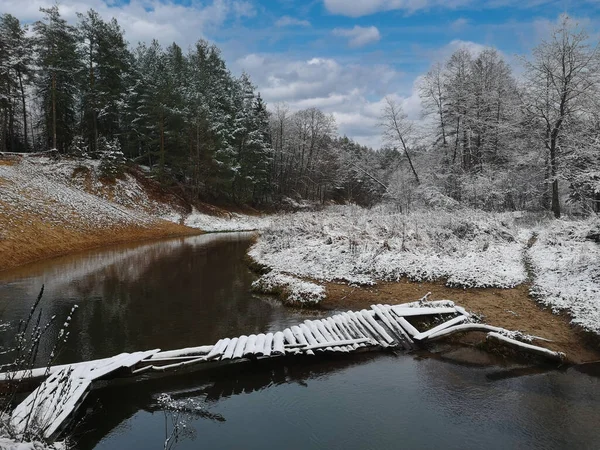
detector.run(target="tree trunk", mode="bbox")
[52,72,57,150]
[18,72,28,151]
[549,139,561,218]
[398,136,420,184]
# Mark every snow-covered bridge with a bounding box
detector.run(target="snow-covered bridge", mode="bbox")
[1,300,563,441]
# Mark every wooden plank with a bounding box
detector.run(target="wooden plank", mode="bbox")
[149,346,213,360]
[244,335,257,357]
[254,334,266,356]
[337,314,367,342]
[304,320,334,351]
[233,336,248,359]
[454,306,471,317]
[299,324,319,348]
[222,338,239,360]
[426,323,505,341]
[283,329,304,355]
[390,306,458,317]
[304,338,370,352]
[486,332,564,362]
[291,326,314,356]
[413,316,468,341]
[263,333,274,356]
[206,339,229,360]
[347,312,381,343]
[396,317,420,338]
[332,316,353,340]
[359,310,396,345]
[320,319,350,352]
[342,312,369,337]
[372,305,412,350]
[272,332,285,355]
[315,320,345,352]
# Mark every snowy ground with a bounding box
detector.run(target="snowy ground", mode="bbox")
[251,205,600,334]
[0,437,64,450]
[184,209,272,232]
[529,218,600,334]
[0,155,268,235]
[251,272,325,305]
[0,156,175,231]
[250,205,529,289]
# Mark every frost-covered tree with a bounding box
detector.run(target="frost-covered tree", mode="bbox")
[521,15,600,218]
[33,6,80,152]
[77,9,131,153]
[380,96,420,184]
[0,14,33,152]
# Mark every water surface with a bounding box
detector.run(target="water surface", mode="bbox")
[0,234,599,450]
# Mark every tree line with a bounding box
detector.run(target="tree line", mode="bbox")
[1,9,597,215]
[384,16,599,216]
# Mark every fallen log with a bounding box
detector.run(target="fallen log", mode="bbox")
[486,332,564,362]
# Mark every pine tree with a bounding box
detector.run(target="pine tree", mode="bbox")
[33,6,80,152]
[0,14,33,152]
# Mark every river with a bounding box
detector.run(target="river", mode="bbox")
[1,233,599,449]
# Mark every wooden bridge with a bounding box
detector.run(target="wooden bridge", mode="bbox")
[1,300,563,442]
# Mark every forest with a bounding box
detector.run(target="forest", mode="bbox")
[0,8,598,216]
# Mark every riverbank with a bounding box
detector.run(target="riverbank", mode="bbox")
[0,155,204,272]
[249,205,600,364]
[321,280,600,364]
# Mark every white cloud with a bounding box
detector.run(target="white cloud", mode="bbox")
[322,0,573,17]
[275,16,311,27]
[323,0,471,17]
[450,17,469,31]
[235,52,418,148]
[332,26,381,48]
[2,0,245,48]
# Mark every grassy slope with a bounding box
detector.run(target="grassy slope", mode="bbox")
[0,156,200,272]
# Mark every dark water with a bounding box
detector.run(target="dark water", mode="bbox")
[0,233,318,366]
[1,234,600,450]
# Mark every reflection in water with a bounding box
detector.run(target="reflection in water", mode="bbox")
[0,233,321,366]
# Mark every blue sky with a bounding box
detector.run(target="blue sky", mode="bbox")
[6,0,600,147]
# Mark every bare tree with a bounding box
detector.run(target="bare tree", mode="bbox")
[380,96,420,184]
[419,62,448,149]
[521,15,600,218]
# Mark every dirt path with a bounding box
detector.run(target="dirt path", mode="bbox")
[322,279,600,364]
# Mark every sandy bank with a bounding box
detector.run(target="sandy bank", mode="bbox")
[0,155,202,272]
[321,280,600,365]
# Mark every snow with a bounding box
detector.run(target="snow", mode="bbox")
[252,272,326,305]
[249,205,528,288]
[184,209,271,232]
[0,156,177,232]
[528,218,600,334]
[0,155,267,235]
[0,438,64,450]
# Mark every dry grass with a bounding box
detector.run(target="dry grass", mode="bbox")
[323,280,600,364]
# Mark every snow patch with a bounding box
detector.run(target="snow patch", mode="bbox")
[184,209,272,232]
[252,272,326,305]
[249,205,528,288]
[529,218,600,334]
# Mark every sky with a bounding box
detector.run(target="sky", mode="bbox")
[4,0,600,148]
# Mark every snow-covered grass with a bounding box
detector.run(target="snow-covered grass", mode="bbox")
[249,205,528,288]
[251,272,326,305]
[529,218,600,334]
[0,437,64,450]
[184,209,272,232]
[0,154,264,236]
[0,156,175,231]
